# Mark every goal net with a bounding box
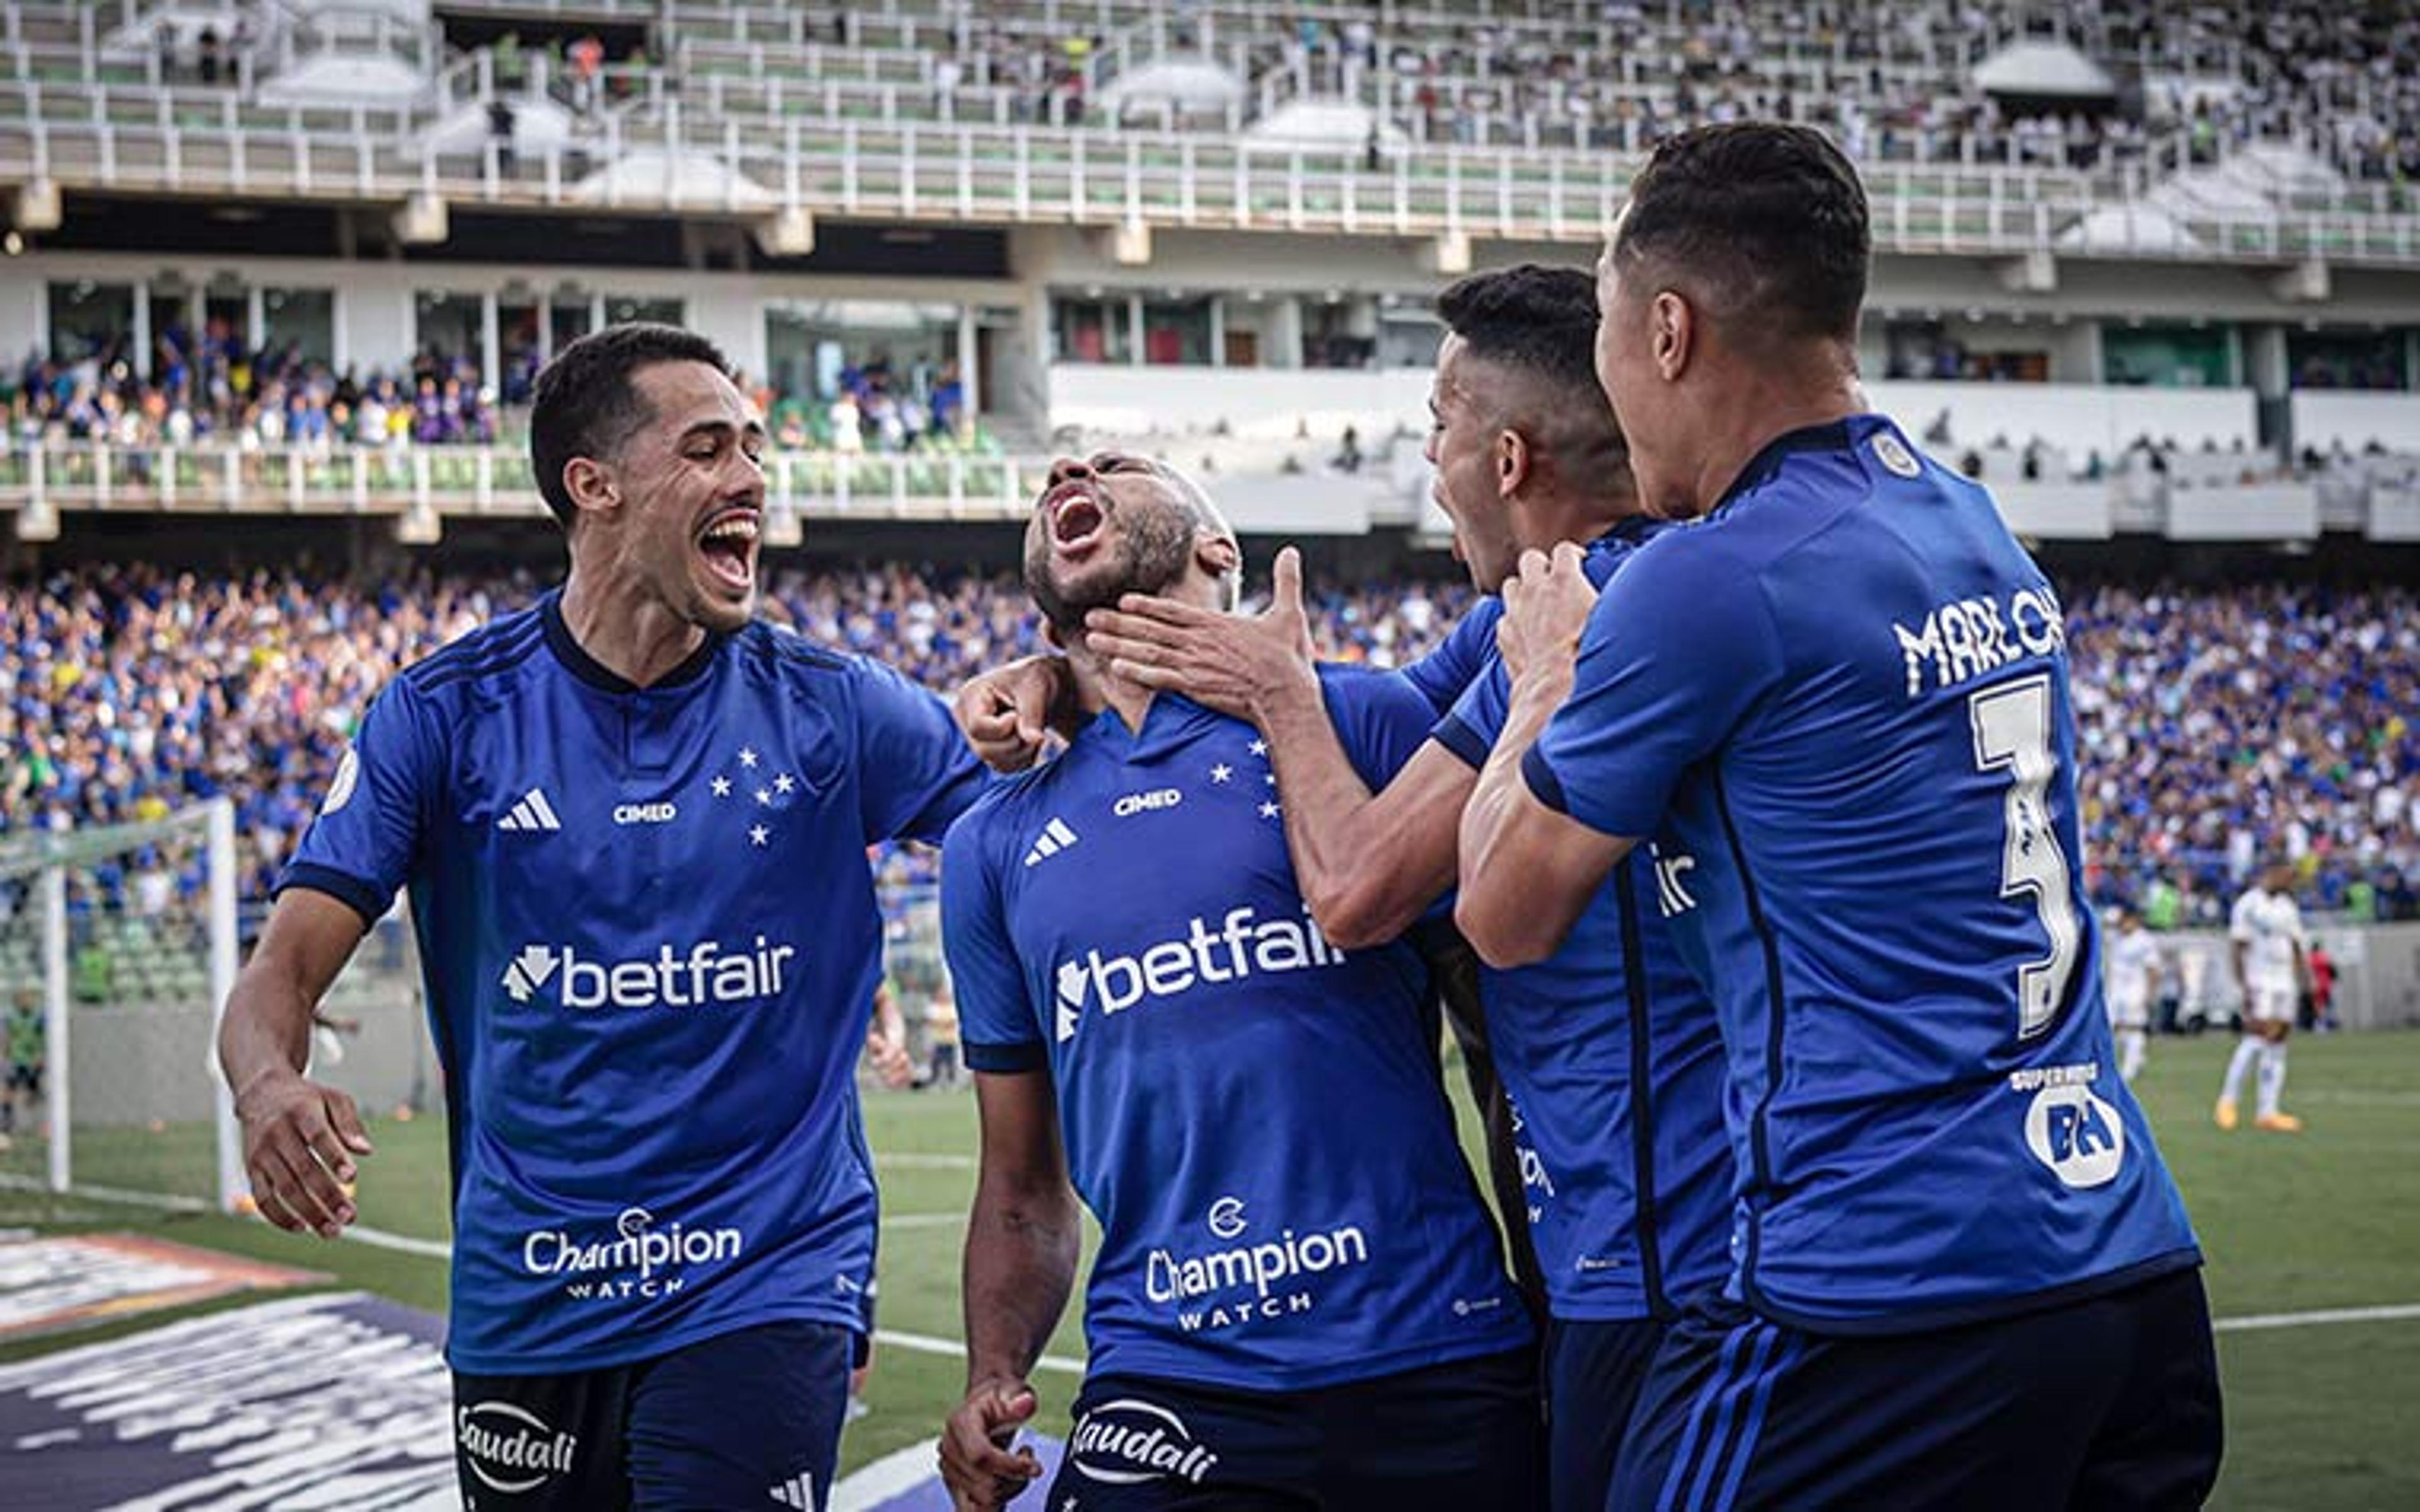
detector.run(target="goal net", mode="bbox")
[0,799,240,1213]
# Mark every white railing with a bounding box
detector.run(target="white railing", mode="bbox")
[9,110,2420,266]
[0,442,1042,520]
[3,439,2412,540]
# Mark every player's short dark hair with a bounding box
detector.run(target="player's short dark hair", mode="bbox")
[1434,264,1630,486]
[529,323,733,527]
[1615,122,1869,346]
[1434,265,1605,401]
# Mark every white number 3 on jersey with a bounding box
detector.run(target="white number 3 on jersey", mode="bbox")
[1970,677,2081,1040]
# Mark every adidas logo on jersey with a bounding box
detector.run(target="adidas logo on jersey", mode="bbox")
[1053,906,1346,1043]
[766,1472,816,1509]
[497,788,562,832]
[1023,816,1079,867]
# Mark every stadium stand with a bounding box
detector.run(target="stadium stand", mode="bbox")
[4,563,2413,928]
[0,0,2416,937]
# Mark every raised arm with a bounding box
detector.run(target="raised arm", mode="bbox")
[941,1068,1082,1510]
[217,888,377,1238]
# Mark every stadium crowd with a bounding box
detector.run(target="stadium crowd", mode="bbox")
[825,0,2420,185]
[3,563,2413,925]
[13,337,502,453]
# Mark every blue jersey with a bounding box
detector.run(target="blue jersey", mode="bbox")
[1526,416,2199,1332]
[1399,598,1502,715]
[1430,525,1731,1323]
[282,593,988,1372]
[944,671,1531,1391]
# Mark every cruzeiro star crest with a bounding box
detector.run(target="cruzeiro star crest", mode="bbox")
[705,742,802,848]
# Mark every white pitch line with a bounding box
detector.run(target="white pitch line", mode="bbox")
[879,1211,966,1230]
[342,1222,454,1260]
[875,1153,976,1169]
[2214,1302,2420,1333]
[833,1438,950,1511]
[0,1172,210,1213]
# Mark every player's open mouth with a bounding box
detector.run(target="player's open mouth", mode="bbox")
[1044,482,1109,556]
[695,505,759,591]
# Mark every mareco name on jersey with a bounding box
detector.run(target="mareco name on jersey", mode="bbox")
[944,669,1531,1392]
[1528,415,2201,1332]
[281,593,988,1373]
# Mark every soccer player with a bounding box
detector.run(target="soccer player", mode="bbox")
[1456,123,2220,1508]
[2217,861,2310,1131]
[2106,907,2160,1083]
[217,324,988,1511]
[938,453,1539,1511]
[1078,266,1731,1511]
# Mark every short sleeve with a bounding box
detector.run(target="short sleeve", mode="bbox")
[1395,599,1502,715]
[1526,534,1783,839]
[1318,666,1447,790]
[941,808,1046,1074]
[1431,655,1511,771]
[277,678,436,928]
[853,656,993,845]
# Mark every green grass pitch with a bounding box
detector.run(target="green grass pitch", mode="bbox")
[5,1031,2417,1509]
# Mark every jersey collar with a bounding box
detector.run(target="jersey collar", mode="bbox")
[1076,690,1224,763]
[1708,414,1882,517]
[539,589,730,695]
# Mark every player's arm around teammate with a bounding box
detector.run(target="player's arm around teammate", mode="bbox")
[940,1069,1081,1511]
[1455,541,1628,966]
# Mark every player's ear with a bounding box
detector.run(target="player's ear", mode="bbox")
[562,454,620,521]
[1195,532,1242,609]
[1494,428,1531,500]
[1652,291,1693,382]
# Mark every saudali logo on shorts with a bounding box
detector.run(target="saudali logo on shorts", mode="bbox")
[1069,1397,1221,1486]
[456,1400,579,1495]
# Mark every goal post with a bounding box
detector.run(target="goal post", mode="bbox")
[0,796,241,1213]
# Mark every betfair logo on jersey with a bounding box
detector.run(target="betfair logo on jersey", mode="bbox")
[500,937,798,1009]
[1051,907,1347,1043]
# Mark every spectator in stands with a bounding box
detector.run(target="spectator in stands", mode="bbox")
[1,985,40,1143]
[488,97,518,178]
[3,561,2411,928]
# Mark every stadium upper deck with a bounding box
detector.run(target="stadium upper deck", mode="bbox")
[0,0,2415,261]
[1,0,2419,545]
